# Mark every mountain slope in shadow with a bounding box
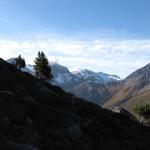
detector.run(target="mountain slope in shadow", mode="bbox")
[0,58,150,150]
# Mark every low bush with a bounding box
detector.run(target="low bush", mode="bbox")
[134,104,150,118]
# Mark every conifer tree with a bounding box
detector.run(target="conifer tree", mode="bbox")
[15,55,26,69]
[34,51,53,80]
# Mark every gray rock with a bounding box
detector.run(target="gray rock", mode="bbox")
[0,90,14,101]
[21,95,37,104]
[9,142,38,150]
[0,117,11,131]
[68,125,83,141]
[19,144,37,150]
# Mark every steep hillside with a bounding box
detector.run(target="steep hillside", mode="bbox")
[103,63,150,115]
[70,81,114,104]
[0,58,150,150]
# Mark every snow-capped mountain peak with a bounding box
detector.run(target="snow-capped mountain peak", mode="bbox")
[72,69,121,83]
[72,69,95,78]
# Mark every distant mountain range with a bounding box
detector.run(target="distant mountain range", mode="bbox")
[7,58,150,118]
[50,63,121,104]
[7,58,121,104]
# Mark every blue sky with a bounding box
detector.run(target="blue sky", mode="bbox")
[1,0,150,37]
[1,0,150,78]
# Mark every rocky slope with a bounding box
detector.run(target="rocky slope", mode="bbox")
[103,63,150,116]
[1,58,150,149]
[50,63,120,104]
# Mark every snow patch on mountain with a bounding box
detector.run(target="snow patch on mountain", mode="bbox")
[55,74,66,84]
[21,65,35,75]
[7,58,35,75]
[72,69,121,83]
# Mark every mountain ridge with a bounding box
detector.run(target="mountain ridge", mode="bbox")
[7,59,120,104]
[103,62,150,118]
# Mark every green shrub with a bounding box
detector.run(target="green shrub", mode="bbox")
[134,104,150,118]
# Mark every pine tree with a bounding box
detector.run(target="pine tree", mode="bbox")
[34,51,53,80]
[15,55,26,69]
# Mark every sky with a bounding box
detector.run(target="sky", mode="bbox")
[0,0,150,78]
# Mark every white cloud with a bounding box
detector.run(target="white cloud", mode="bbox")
[0,37,150,78]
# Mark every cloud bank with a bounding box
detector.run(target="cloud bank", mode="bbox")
[0,37,150,78]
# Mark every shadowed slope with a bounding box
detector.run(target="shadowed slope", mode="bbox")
[0,58,150,150]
